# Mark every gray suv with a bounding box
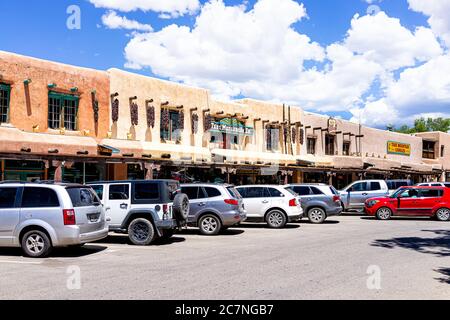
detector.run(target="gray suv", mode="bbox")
[285,184,342,223]
[0,182,108,258]
[181,184,246,235]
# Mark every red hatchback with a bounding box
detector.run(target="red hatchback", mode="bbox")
[365,186,450,221]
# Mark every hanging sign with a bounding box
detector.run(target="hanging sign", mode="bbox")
[210,118,254,136]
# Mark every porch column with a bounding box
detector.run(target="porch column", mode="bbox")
[53,161,62,182]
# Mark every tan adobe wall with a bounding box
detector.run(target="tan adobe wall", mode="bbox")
[0,51,110,138]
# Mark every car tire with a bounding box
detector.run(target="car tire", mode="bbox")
[435,208,450,221]
[376,207,392,220]
[266,210,287,229]
[199,214,222,236]
[307,207,326,224]
[173,193,190,222]
[128,218,156,245]
[21,230,52,258]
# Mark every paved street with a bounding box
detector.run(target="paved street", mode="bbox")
[0,215,449,300]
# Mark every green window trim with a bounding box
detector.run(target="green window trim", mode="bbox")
[0,83,11,123]
[48,91,79,131]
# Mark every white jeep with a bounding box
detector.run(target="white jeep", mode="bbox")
[88,180,189,245]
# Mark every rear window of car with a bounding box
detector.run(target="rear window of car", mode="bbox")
[329,186,339,195]
[0,187,18,208]
[134,182,159,200]
[290,186,310,196]
[445,183,450,188]
[109,184,130,200]
[67,187,100,207]
[310,186,324,195]
[267,187,284,197]
[284,187,298,196]
[420,188,443,198]
[90,185,104,200]
[204,187,222,198]
[182,186,200,200]
[369,182,381,191]
[226,187,241,199]
[21,187,60,208]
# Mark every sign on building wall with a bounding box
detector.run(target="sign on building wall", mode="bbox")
[328,118,338,134]
[210,118,254,136]
[387,141,411,156]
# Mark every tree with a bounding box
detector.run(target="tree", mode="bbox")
[390,117,450,134]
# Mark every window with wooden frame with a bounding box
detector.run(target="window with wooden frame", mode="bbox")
[343,140,351,156]
[266,126,279,151]
[325,134,335,156]
[307,137,316,154]
[0,83,11,123]
[48,92,79,130]
[422,140,436,159]
[160,109,181,142]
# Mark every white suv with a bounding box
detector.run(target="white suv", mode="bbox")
[0,182,108,258]
[235,185,303,228]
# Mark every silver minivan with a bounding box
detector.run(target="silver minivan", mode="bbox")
[181,184,246,235]
[0,182,108,258]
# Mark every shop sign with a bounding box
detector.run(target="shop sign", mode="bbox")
[328,117,337,134]
[387,141,411,156]
[210,118,254,136]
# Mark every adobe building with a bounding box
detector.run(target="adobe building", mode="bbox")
[0,51,448,187]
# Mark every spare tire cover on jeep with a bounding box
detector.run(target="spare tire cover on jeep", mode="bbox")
[173,193,189,222]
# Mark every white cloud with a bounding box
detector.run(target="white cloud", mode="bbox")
[89,0,200,18]
[102,11,153,31]
[408,0,450,47]
[344,12,442,70]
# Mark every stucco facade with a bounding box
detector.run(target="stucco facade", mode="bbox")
[0,51,448,185]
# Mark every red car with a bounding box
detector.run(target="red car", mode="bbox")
[365,186,450,221]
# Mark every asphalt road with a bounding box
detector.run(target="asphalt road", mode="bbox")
[0,215,449,300]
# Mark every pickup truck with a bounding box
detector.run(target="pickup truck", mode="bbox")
[340,180,389,211]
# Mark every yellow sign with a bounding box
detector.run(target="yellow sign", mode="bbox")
[387,141,411,156]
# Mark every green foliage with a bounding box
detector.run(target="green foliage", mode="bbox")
[389,117,450,134]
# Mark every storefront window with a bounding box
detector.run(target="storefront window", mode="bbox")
[2,160,45,181]
[422,140,436,159]
[48,91,79,130]
[0,83,11,123]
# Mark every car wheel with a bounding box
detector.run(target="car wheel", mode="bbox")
[435,208,450,221]
[173,193,190,223]
[308,207,326,224]
[199,214,222,236]
[376,207,392,220]
[266,210,287,229]
[21,230,52,258]
[128,218,156,245]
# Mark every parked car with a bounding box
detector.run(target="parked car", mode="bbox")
[0,182,108,258]
[235,185,303,228]
[88,180,189,245]
[285,184,342,223]
[340,180,389,211]
[386,179,413,194]
[416,182,450,188]
[180,183,246,235]
[365,186,450,221]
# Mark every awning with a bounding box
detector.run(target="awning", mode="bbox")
[0,126,98,156]
[99,139,143,158]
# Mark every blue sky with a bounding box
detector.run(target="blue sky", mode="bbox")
[0,0,449,127]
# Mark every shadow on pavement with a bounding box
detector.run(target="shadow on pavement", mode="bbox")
[296,220,340,225]
[96,234,186,246]
[435,267,450,284]
[178,228,245,236]
[237,223,300,229]
[371,229,450,257]
[0,244,107,258]
[361,216,433,222]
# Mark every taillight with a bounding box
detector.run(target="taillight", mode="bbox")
[63,209,76,225]
[224,199,239,206]
[163,204,168,214]
[289,199,297,207]
[333,195,341,202]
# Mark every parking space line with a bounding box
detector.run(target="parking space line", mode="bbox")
[0,260,43,265]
